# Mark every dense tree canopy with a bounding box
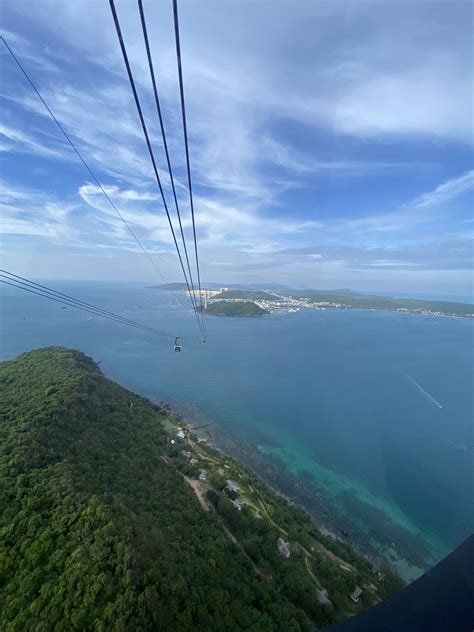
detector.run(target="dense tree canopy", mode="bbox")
[0,347,402,631]
[204,301,269,316]
[0,348,312,630]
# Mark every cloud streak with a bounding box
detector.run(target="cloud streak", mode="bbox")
[0,0,472,294]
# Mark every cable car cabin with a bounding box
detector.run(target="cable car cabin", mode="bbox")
[174,337,182,352]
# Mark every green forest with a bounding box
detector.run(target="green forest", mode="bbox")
[0,347,402,631]
[204,301,269,316]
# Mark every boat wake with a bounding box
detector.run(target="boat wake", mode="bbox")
[405,374,443,409]
[445,440,468,452]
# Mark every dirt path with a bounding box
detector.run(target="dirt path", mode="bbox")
[304,554,320,587]
[160,455,211,512]
[182,475,211,512]
[217,521,269,579]
[255,496,288,535]
[163,450,351,585]
[312,541,355,572]
[163,456,269,580]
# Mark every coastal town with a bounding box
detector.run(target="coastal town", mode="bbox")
[212,293,337,314]
[186,287,354,313]
[185,287,474,319]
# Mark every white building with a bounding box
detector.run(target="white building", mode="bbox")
[276,537,291,558]
[350,585,363,603]
[225,480,240,494]
[317,589,333,607]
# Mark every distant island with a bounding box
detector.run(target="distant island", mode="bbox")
[146,284,472,318]
[1,347,402,629]
[201,288,474,319]
[279,290,474,318]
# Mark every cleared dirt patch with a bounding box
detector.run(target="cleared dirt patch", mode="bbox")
[182,475,211,512]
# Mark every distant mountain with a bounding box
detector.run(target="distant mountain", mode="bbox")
[145,283,290,291]
[235,283,289,290]
[201,283,289,290]
[145,282,188,290]
[295,289,364,297]
[328,289,361,296]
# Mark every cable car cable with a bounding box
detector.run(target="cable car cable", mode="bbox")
[0,270,173,335]
[109,0,204,339]
[0,272,172,336]
[137,0,200,322]
[172,0,206,337]
[0,277,174,339]
[0,36,167,285]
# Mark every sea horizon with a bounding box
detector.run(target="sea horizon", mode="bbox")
[13,277,474,306]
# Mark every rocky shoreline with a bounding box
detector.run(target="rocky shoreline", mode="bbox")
[152,397,436,582]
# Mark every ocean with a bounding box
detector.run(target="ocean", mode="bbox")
[1,280,472,580]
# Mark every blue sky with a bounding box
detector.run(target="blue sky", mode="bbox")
[1,0,473,296]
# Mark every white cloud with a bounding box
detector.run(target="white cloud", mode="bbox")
[0,0,472,293]
[328,54,471,141]
[320,170,474,242]
[0,123,68,159]
[2,161,473,286]
[408,170,474,209]
[3,0,470,212]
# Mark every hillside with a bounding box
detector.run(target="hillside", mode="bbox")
[204,300,270,316]
[0,348,402,630]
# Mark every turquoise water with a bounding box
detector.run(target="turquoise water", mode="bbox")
[1,281,473,576]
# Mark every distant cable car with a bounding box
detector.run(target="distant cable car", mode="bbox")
[174,337,182,352]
